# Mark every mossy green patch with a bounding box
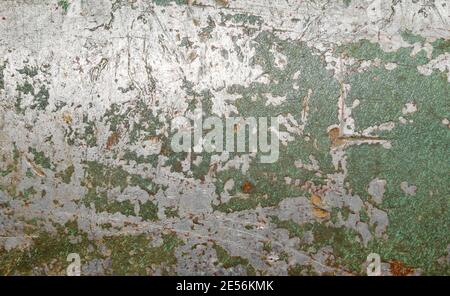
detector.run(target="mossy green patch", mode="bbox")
[82,161,129,191]
[341,39,450,274]
[105,232,183,275]
[56,165,74,184]
[164,206,179,218]
[288,264,316,275]
[270,216,306,239]
[57,0,70,13]
[83,189,135,216]
[431,38,450,59]
[213,243,256,275]
[18,65,39,78]
[0,144,19,177]
[82,115,97,147]
[343,0,352,7]
[0,220,94,275]
[272,217,367,274]
[337,39,429,66]
[28,147,54,171]
[20,187,37,199]
[0,222,184,275]
[103,100,163,146]
[401,30,426,44]
[32,85,50,110]
[81,161,159,218]
[107,199,135,216]
[346,68,448,130]
[214,32,339,213]
[15,81,49,111]
[140,200,159,221]
[220,12,263,27]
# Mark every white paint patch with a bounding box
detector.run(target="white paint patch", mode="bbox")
[385,62,397,70]
[367,204,389,238]
[368,178,387,205]
[362,121,395,136]
[400,182,417,196]
[270,46,288,70]
[442,118,450,128]
[265,94,286,107]
[294,155,320,172]
[417,53,450,82]
[402,102,417,115]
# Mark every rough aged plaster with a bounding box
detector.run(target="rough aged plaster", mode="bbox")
[0,0,449,275]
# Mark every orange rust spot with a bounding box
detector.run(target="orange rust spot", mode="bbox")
[215,0,229,6]
[389,260,414,276]
[311,194,330,219]
[328,127,344,146]
[311,194,322,207]
[25,156,46,177]
[234,123,239,133]
[106,132,120,150]
[147,135,160,143]
[63,112,72,125]
[242,181,253,194]
[312,207,330,219]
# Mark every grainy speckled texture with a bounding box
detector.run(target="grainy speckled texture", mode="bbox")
[0,0,449,275]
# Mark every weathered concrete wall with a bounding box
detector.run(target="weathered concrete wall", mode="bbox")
[0,0,449,275]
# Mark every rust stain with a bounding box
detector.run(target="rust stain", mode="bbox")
[328,127,343,147]
[242,181,254,194]
[312,207,330,219]
[311,194,330,219]
[329,127,384,147]
[106,132,120,150]
[311,194,322,207]
[147,135,160,143]
[215,0,229,7]
[62,112,72,125]
[389,260,415,276]
[234,123,239,133]
[25,156,46,177]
